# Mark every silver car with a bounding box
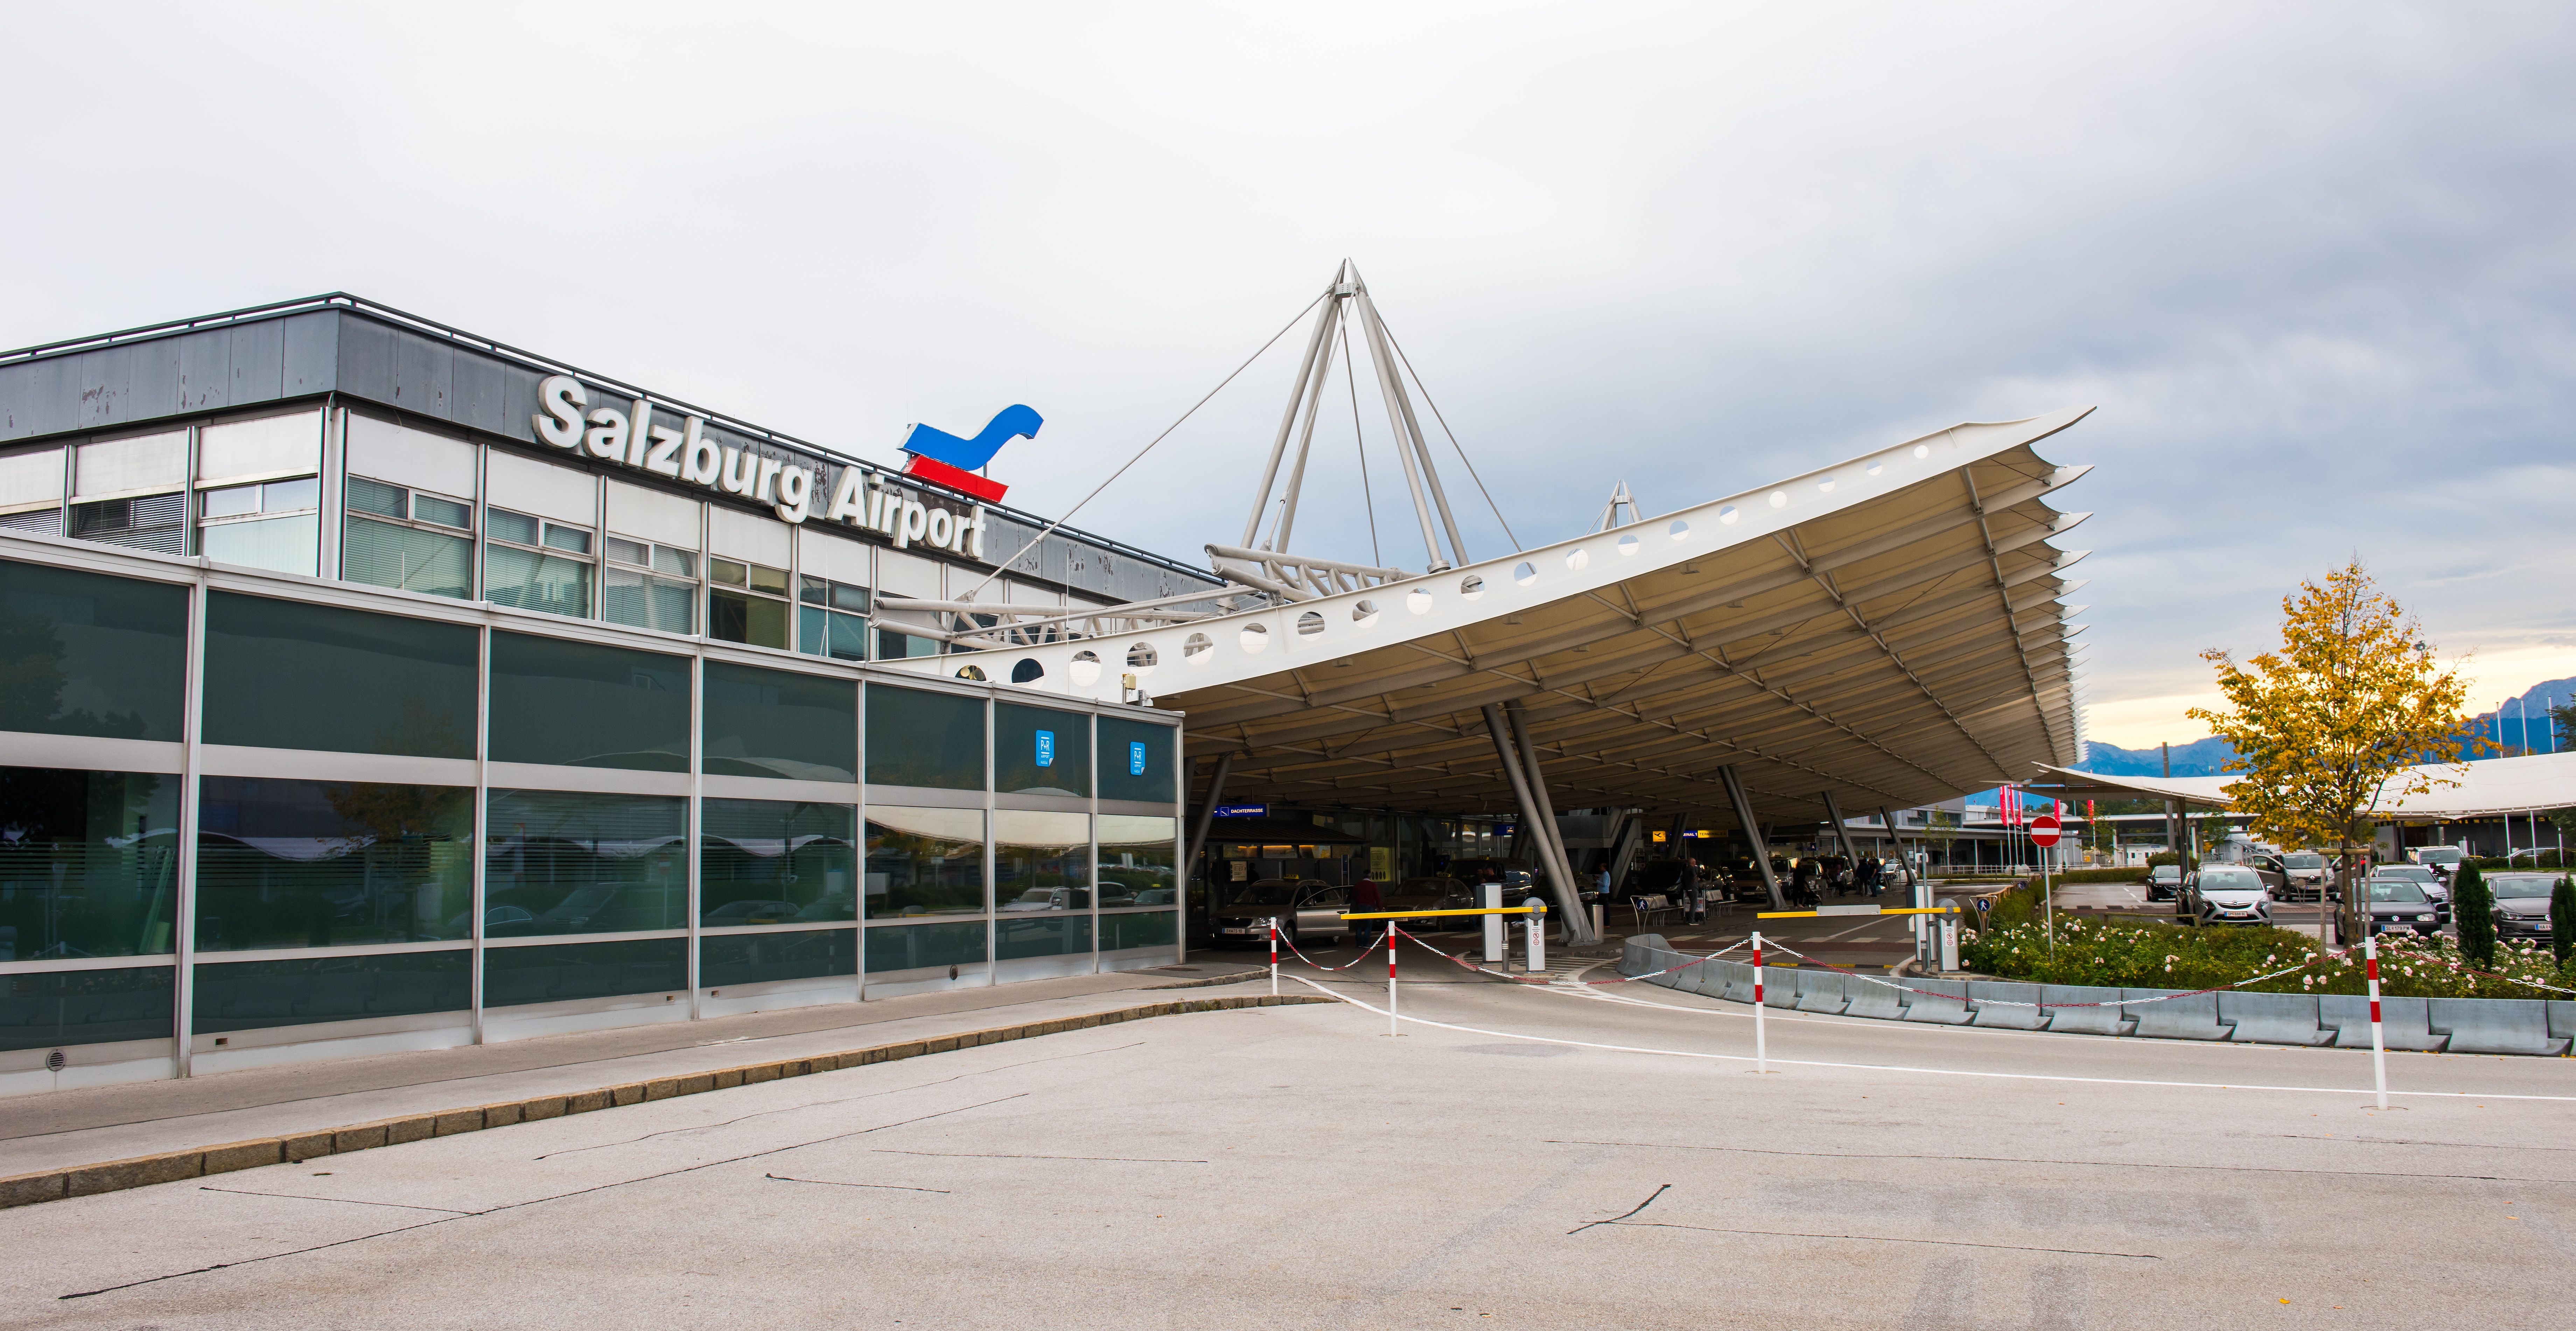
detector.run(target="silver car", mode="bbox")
[2486,873,2561,941]
[1209,878,1352,950]
[2278,851,2333,902]
[2182,865,2273,927]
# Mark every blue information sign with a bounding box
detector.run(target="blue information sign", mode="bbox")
[1034,730,1055,767]
[1212,804,1267,818]
[1128,741,1147,776]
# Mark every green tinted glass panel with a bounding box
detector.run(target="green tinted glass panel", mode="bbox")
[191,951,470,1034]
[205,592,477,757]
[1101,910,1179,951]
[863,806,985,917]
[700,929,858,988]
[485,544,590,619]
[862,920,986,974]
[703,662,856,781]
[995,913,1090,961]
[701,799,857,925]
[194,778,474,951]
[481,938,687,1008]
[1098,718,1177,804]
[994,702,1088,797]
[709,588,789,648]
[0,767,180,960]
[0,964,173,1051]
[604,569,694,635]
[1096,815,1178,908]
[343,515,471,600]
[0,558,186,740]
[864,684,985,790]
[484,789,687,935]
[487,632,687,771]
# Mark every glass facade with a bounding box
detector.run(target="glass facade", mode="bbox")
[1097,815,1180,909]
[194,778,475,952]
[0,767,181,960]
[0,558,188,740]
[487,632,689,771]
[864,684,985,789]
[996,703,1091,797]
[204,593,478,758]
[1098,717,1178,804]
[3,412,1189,1068]
[484,790,688,936]
[702,662,856,782]
[701,799,857,925]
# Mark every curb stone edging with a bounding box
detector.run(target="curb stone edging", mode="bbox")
[0,993,1330,1211]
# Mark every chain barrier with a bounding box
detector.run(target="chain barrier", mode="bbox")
[1393,928,1749,985]
[1270,924,1381,973]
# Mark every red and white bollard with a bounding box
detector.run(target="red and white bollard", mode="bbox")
[1752,928,1768,1074]
[1268,916,1279,998]
[2364,930,2387,1110]
[1386,923,1401,1037]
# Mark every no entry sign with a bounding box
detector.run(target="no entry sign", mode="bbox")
[2028,814,2062,848]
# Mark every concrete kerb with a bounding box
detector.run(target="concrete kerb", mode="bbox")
[0,993,1329,1212]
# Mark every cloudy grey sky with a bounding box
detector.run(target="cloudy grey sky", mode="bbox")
[4,3,2569,746]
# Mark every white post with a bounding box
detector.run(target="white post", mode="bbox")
[1481,881,1504,963]
[2365,929,2388,1110]
[1752,928,1768,1073]
[1524,898,1547,973]
[1268,916,1278,998]
[1385,920,1400,1037]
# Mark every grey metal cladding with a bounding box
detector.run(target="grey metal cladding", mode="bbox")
[127,335,182,421]
[9,354,75,438]
[390,327,453,416]
[282,311,339,395]
[0,356,24,438]
[71,348,129,430]
[179,327,234,412]
[228,316,285,406]
[451,350,511,435]
[334,316,396,404]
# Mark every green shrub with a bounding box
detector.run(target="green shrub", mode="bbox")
[2553,875,2576,966]
[2454,862,2496,969]
[1958,917,2576,998]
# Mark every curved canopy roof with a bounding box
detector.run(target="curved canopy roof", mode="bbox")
[884,408,2096,826]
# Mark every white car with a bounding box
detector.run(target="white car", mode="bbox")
[2182,865,2274,927]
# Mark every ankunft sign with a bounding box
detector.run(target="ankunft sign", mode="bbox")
[532,375,990,559]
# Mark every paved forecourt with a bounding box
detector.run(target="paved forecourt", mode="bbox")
[2,959,2570,1329]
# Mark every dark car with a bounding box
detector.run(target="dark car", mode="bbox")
[2144,864,2184,902]
[1386,876,1472,926]
[2370,865,2450,921]
[2486,873,2562,941]
[1209,879,1350,950]
[2362,879,2442,936]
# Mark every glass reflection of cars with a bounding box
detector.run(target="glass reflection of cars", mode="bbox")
[1000,886,1092,912]
[703,899,803,926]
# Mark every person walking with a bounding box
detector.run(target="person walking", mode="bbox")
[1351,876,1384,952]
[1679,857,1705,924]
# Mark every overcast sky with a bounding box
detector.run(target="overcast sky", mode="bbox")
[4,3,2569,749]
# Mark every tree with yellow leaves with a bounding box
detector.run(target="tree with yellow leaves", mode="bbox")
[2186,562,2482,943]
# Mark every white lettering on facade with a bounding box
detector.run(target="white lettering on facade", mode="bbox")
[530,373,987,558]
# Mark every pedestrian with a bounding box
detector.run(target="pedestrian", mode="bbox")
[1679,857,1705,923]
[1351,875,1384,952]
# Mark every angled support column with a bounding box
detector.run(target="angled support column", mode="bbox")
[1719,765,1787,912]
[1483,704,1593,945]
[1184,751,1236,922]
[1820,790,1864,879]
[1506,699,1595,945]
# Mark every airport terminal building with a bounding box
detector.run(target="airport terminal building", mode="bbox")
[0,296,1200,1095]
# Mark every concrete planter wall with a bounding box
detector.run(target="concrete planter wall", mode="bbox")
[1620,936,2576,1056]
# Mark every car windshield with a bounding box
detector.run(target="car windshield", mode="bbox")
[2378,866,2436,882]
[2416,849,2462,865]
[2490,876,2557,899]
[2284,854,2325,869]
[2149,866,2179,879]
[2198,871,2260,891]
[1225,883,1300,906]
[2367,882,2428,903]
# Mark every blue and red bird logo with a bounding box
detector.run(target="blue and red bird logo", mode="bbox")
[898,405,1041,503]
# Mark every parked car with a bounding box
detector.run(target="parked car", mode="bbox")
[2485,872,2562,941]
[1209,879,1351,950]
[1388,876,1473,925]
[2238,854,2289,893]
[2362,879,2442,936]
[2144,864,2184,902]
[2410,845,2466,879]
[2276,852,2334,901]
[2182,865,2273,927]
[2371,865,2449,920]
[999,887,1091,913]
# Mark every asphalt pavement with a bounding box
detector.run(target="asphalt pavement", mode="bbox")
[4,945,2569,1329]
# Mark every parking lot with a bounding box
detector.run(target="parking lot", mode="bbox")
[5,956,2571,1330]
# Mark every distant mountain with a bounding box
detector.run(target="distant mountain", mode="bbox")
[2072,737,2239,778]
[2470,676,2576,753]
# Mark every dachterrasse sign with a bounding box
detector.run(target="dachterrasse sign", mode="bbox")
[532,375,990,558]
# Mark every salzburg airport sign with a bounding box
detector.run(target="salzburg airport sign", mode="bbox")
[532,375,990,558]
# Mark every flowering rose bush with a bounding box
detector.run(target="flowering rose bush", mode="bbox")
[1959,917,2576,998]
